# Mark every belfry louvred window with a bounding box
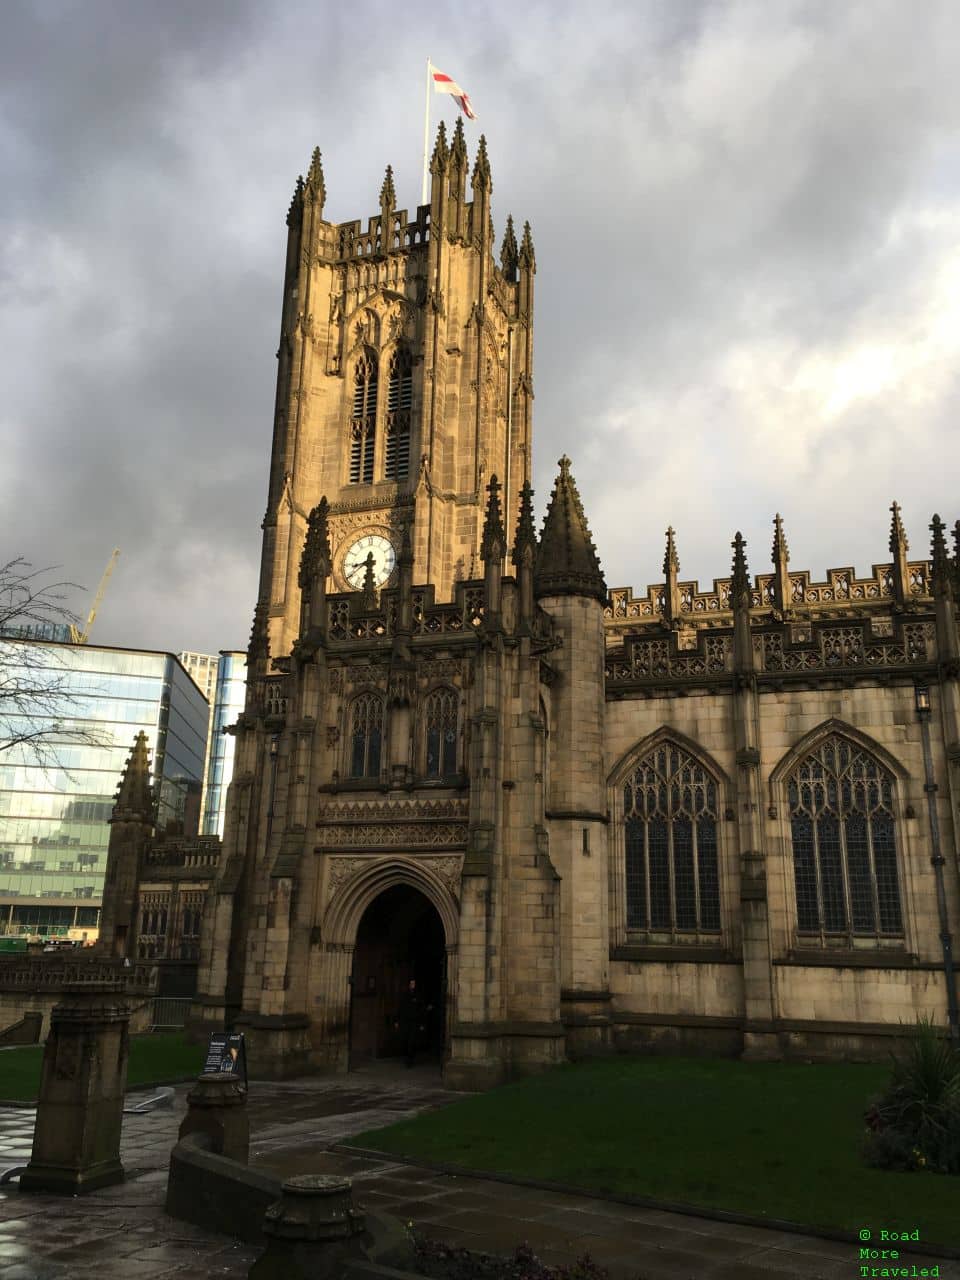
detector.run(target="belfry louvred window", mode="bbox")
[385,349,412,480]
[623,743,721,934]
[350,354,377,484]
[349,693,383,779]
[787,737,903,941]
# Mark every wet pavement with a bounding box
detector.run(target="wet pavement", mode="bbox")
[0,1064,956,1279]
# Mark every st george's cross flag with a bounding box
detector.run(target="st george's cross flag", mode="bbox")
[430,64,477,119]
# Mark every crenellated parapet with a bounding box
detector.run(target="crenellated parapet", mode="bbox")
[142,836,222,875]
[604,508,952,693]
[606,558,932,631]
[606,510,938,637]
[606,614,936,690]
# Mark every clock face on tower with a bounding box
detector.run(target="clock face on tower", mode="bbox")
[342,533,397,589]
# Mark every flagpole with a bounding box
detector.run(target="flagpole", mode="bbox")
[421,57,431,208]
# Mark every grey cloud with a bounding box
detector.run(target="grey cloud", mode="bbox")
[3,0,960,652]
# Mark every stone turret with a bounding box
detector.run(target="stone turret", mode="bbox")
[379,165,396,221]
[663,527,681,627]
[730,531,753,674]
[298,498,332,641]
[890,501,910,609]
[930,515,959,670]
[534,456,607,605]
[511,482,537,633]
[480,474,506,625]
[500,214,518,282]
[471,135,492,251]
[535,456,610,1052]
[771,513,791,616]
[98,733,155,961]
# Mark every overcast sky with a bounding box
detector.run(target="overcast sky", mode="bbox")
[3,0,960,655]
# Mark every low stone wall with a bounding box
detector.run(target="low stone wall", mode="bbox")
[166,1132,416,1272]
[0,990,152,1042]
[0,1010,41,1045]
[0,955,155,1041]
[167,1134,279,1244]
[609,1012,924,1062]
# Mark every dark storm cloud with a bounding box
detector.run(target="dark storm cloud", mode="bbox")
[3,0,960,653]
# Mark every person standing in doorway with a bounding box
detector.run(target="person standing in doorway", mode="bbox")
[396,978,426,1067]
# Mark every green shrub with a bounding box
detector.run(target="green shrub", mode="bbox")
[863,1019,960,1175]
[412,1237,631,1280]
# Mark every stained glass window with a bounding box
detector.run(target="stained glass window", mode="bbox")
[623,743,721,934]
[349,694,383,779]
[787,737,903,940]
[424,687,458,780]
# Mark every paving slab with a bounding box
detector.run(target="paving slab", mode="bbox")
[0,1063,958,1279]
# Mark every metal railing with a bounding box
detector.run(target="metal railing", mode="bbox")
[150,997,192,1030]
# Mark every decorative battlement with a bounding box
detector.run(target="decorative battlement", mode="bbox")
[286,123,521,276]
[606,616,935,689]
[606,560,931,632]
[603,509,956,691]
[331,207,431,261]
[143,837,221,872]
[604,508,948,641]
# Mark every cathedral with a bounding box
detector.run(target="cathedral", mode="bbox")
[103,123,960,1088]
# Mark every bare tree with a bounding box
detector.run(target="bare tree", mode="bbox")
[0,558,109,771]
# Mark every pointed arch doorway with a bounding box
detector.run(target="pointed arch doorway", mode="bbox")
[349,884,447,1065]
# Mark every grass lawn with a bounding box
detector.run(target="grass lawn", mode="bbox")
[352,1056,960,1249]
[0,1031,202,1103]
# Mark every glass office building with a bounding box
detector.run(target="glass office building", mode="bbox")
[0,640,209,939]
[201,651,247,837]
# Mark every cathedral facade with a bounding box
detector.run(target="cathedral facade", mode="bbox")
[168,126,960,1087]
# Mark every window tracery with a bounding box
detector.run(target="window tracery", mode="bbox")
[424,687,458,780]
[350,353,377,484]
[787,736,903,941]
[349,693,383,779]
[385,348,412,480]
[623,743,721,934]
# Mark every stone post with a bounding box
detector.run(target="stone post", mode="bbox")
[20,983,130,1194]
[177,1072,249,1164]
[249,1174,369,1280]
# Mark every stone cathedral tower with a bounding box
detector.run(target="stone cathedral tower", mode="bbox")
[261,119,534,661]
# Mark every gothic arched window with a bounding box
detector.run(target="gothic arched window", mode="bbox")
[787,737,903,939]
[424,687,458,780]
[350,353,377,484]
[349,693,384,779]
[623,742,721,933]
[385,349,412,480]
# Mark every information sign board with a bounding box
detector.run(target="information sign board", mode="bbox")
[203,1031,247,1087]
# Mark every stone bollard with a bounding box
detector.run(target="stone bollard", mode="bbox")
[177,1072,249,1164]
[248,1174,370,1280]
[20,982,130,1194]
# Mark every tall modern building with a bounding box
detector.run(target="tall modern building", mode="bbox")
[0,640,208,940]
[201,652,247,837]
[180,650,220,828]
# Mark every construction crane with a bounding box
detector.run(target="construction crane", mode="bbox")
[69,548,120,645]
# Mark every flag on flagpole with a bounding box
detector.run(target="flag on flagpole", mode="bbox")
[430,63,477,119]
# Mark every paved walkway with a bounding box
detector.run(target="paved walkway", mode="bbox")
[0,1066,956,1279]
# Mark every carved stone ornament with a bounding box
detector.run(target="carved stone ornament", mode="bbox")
[325,853,464,899]
[417,657,464,682]
[320,798,467,822]
[318,822,468,850]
